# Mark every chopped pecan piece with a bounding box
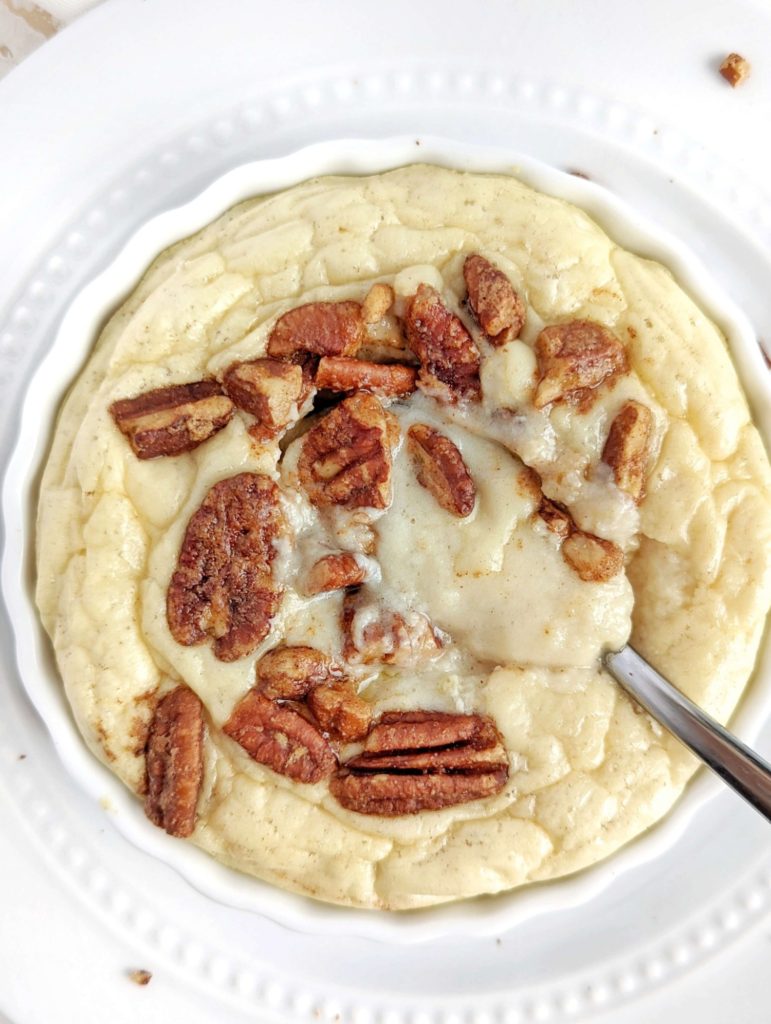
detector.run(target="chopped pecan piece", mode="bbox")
[463,254,526,345]
[305,552,367,595]
[331,770,508,815]
[330,710,508,816]
[144,685,204,838]
[562,530,624,582]
[267,301,365,360]
[533,320,628,409]
[222,358,304,435]
[362,283,395,324]
[315,356,417,397]
[342,592,443,666]
[307,681,372,742]
[537,496,574,539]
[404,284,481,401]
[256,645,342,701]
[407,423,476,517]
[224,690,336,783]
[166,473,285,662]
[110,381,234,459]
[363,709,499,753]
[298,392,396,509]
[720,53,750,87]
[602,400,654,503]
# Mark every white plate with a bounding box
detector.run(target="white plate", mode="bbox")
[1,1,771,1021]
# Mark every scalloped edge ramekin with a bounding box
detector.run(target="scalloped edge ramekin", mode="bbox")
[3,136,770,944]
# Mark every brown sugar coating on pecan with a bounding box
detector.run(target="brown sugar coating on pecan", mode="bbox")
[463,254,526,345]
[255,645,343,701]
[341,592,443,667]
[315,356,417,397]
[307,681,372,742]
[330,710,509,815]
[166,473,285,662]
[562,530,624,582]
[407,423,476,518]
[602,400,654,503]
[222,358,304,434]
[224,690,336,783]
[403,284,481,401]
[267,301,365,360]
[304,552,367,595]
[533,320,628,409]
[362,709,499,753]
[110,380,234,459]
[144,685,205,838]
[331,770,508,816]
[298,392,397,509]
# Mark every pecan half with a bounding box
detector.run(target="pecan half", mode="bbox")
[110,381,234,459]
[463,254,526,345]
[298,392,396,509]
[407,423,476,517]
[256,645,343,701]
[144,685,204,838]
[304,552,367,595]
[166,473,285,662]
[537,496,574,539]
[307,681,372,742]
[533,320,628,409]
[562,530,624,582]
[222,358,304,436]
[362,283,395,324]
[315,356,417,397]
[602,400,654,503]
[403,284,481,401]
[267,301,365,360]
[330,710,508,816]
[224,690,336,783]
[720,52,750,87]
[342,591,443,666]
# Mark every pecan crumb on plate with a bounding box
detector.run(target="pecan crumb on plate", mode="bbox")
[719,52,751,87]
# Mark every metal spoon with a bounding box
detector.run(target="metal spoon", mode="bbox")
[604,645,771,822]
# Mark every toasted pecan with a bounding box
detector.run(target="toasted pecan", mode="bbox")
[537,496,574,539]
[315,356,417,397]
[330,710,508,816]
[267,301,365,360]
[361,283,395,324]
[407,423,476,517]
[256,645,343,701]
[602,400,654,503]
[533,320,628,408]
[463,254,526,345]
[166,474,285,662]
[307,681,372,742]
[562,530,624,582]
[222,358,304,435]
[109,381,234,459]
[144,685,204,838]
[720,53,750,87]
[304,552,367,595]
[224,690,336,783]
[341,591,443,667]
[298,392,397,509]
[403,284,481,401]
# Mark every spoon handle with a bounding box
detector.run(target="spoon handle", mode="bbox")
[604,645,771,823]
